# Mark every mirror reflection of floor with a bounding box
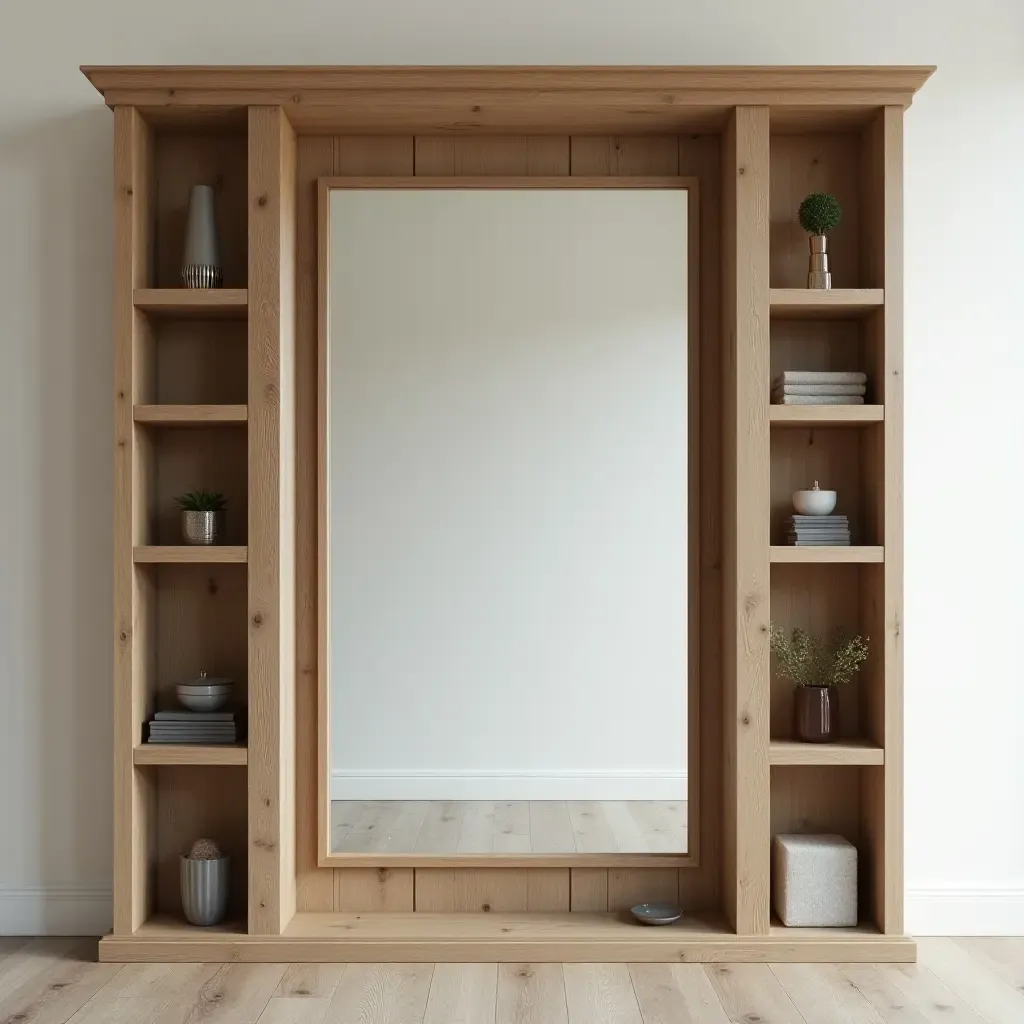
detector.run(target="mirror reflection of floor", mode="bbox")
[329,800,688,855]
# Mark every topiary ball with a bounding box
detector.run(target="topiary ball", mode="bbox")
[187,838,222,860]
[798,193,842,235]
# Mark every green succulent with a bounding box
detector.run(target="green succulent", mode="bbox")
[769,624,868,688]
[798,192,843,235]
[175,490,227,512]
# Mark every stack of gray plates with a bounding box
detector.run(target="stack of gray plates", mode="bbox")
[147,710,238,745]
[786,515,851,546]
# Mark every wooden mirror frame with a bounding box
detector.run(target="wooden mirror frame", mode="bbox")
[316,175,702,869]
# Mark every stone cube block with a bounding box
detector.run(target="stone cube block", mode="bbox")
[772,833,857,927]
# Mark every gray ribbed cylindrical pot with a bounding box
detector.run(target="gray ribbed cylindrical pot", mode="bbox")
[180,856,229,926]
[180,510,225,546]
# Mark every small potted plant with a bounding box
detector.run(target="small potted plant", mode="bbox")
[769,625,868,743]
[798,192,842,290]
[181,838,229,926]
[176,490,227,546]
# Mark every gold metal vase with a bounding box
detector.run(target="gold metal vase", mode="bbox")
[807,234,832,289]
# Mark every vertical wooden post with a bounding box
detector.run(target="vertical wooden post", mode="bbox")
[860,105,905,934]
[721,106,771,935]
[112,106,155,934]
[248,106,298,934]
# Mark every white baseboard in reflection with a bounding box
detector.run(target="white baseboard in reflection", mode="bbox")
[330,770,688,802]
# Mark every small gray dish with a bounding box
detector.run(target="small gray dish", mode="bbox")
[631,902,683,926]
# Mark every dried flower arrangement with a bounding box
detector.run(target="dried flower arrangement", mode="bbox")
[186,838,223,860]
[769,625,868,688]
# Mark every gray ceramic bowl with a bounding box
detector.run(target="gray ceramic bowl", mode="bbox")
[178,691,231,712]
[631,902,683,926]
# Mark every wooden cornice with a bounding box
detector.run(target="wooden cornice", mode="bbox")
[80,65,935,133]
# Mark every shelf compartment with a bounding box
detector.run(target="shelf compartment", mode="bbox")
[134,288,248,318]
[134,404,247,426]
[770,546,883,564]
[770,740,883,766]
[134,745,248,767]
[769,289,884,319]
[770,406,882,427]
[148,765,248,923]
[134,546,248,563]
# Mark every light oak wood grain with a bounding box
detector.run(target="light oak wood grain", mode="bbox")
[30,946,1024,1022]
[133,546,248,563]
[721,105,771,936]
[133,744,248,766]
[134,404,248,426]
[134,289,248,318]
[247,105,298,935]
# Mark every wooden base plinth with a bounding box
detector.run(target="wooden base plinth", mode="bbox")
[99,912,916,963]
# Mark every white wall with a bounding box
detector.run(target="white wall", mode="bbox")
[327,189,688,802]
[1,0,1021,935]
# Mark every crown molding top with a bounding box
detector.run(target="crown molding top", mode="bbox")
[82,64,935,95]
[80,65,935,133]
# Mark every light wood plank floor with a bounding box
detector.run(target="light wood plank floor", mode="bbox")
[3,937,1024,1023]
[330,800,688,854]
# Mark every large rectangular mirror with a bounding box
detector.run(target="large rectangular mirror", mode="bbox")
[320,179,694,859]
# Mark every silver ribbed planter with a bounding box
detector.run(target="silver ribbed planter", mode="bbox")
[181,855,229,926]
[807,234,832,289]
[181,510,225,546]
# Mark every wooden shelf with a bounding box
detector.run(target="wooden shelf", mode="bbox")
[134,404,247,426]
[770,739,884,766]
[133,546,248,564]
[770,546,884,564]
[133,288,248,319]
[99,911,913,963]
[769,289,884,319]
[770,406,883,427]
[133,744,248,767]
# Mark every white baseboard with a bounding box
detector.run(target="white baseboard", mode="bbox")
[0,886,112,936]
[906,888,1024,936]
[331,770,687,802]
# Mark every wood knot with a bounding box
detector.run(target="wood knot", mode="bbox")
[257,194,268,207]
[264,797,271,807]
[167,88,176,97]
[481,903,491,912]
[252,613,264,627]
[119,631,128,642]
[738,166,746,176]
[292,94,302,104]
[742,714,751,726]
[206,577,219,596]
[471,105,481,113]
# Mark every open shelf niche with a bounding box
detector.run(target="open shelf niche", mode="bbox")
[764,111,900,934]
[114,113,252,936]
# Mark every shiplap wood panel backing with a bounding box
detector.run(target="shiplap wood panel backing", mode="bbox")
[247,106,298,933]
[296,132,720,915]
[721,106,771,935]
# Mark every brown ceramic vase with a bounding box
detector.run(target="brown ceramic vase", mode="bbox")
[794,685,837,743]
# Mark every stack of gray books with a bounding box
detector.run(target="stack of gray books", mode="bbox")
[146,711,239,745]
[772,371,867,405]
[786,515,851,546]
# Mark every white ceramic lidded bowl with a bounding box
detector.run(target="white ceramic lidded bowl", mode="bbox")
[792,481,837,516]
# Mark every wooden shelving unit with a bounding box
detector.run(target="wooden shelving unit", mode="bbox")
[91,64,924,962]
[769,288,884,319]
[134,745,248,767]
[134,288,248,318]
[769,740,884,766]
[769,405,883,426]
[133,546,248,563]
[769,545,884,563]
[134,404,248,425]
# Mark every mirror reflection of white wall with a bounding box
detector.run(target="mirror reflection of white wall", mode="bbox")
[328,187,689,854]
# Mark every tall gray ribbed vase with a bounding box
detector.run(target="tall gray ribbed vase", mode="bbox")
[181,184,223,289]
[180,856,229,926]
